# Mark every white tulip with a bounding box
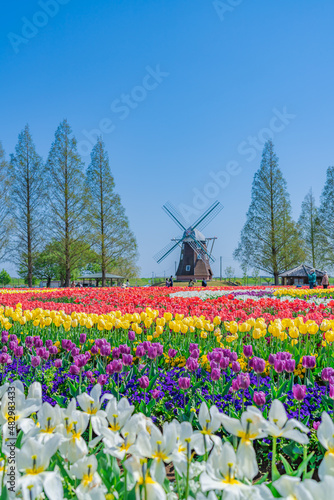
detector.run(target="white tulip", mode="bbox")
[70,455,107,500]
[59,410,89,463]
[317,412,334,479]
[273,475,314,500]
[124,456,166,500]
[265,400,309,444]
[16,435,63,500]
[191,402,222,455]
[221,407,267,480]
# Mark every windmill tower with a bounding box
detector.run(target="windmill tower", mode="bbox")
[154,201,223,281]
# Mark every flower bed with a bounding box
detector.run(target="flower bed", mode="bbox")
[1,286,334,498]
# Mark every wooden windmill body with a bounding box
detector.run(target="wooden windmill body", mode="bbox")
[154,201,223,281]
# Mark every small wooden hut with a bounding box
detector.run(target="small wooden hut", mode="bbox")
[279,264,325,286]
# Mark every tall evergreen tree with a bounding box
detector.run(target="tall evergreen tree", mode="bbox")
[85,138,138,286]
[298,189,325,268]
[9,125,45,287]
[46,119,87,287]
[0,142,12,261]
[234,140,305,284]
[319,166,334,268]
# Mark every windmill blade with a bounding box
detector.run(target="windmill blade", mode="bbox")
[162,202,188,232]
[188,234,215,262]
[154,238,183,264]
[192,201,224,233]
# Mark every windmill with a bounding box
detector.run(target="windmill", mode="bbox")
[154,201,223,281]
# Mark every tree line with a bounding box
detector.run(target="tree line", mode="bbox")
[234,140,333,284]
[0,120,138,287]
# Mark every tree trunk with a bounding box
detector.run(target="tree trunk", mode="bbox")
[47,277,51,287]
[274,273,279,285]
[65,268,71,287]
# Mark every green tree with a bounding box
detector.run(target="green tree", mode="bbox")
[0,269,11,286]
[224,266,235,281]
[46,120,87,287]
[319,166,334,268]
[234,141,305,285]
[32,243,60,287]
[9,125,45,287]
[298,189,326,268]
[85,138,138,286]
[0,142,12,261]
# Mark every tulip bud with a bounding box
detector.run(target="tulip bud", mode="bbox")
[253,391,266,407]
[292,384,306,401]
[219,356,230,370]
[211,368,221,381]
[79,333,87,344]
[285,359,296,373]
[139,376,149,389]
[151,388,160,399]
[31,356,41,368]
[54,359,62,368]
[97,374,108,386]
[168,348,177,358]
[243,345,253,358]
[69,365,80,375]
[178,377,190,390]
[237,373,250,390]
[128,330,136,341]
[231,361,241,373]
[136,345,145,357]
[252,357,266,374]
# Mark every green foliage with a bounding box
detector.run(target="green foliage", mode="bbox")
[234,140,305,284]
[0,269,11,286]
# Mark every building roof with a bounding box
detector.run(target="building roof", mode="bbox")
[183,228,206,242]
[77,273,125,280]
[278,264,325,278]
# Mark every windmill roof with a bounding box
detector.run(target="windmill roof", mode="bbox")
[183,228,206,242]
[278,264,325,278]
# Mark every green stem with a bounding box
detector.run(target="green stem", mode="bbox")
[272,436,277,480]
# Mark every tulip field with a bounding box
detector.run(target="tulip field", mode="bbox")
[2,286,334,498]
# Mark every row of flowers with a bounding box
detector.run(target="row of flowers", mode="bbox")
[1,379,334,499]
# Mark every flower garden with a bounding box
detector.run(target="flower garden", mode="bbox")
[2,285,334,498]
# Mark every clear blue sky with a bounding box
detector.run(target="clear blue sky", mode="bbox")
[1,0,334,278]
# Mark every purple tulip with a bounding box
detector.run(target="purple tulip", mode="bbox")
[211,368,221,381]
[243,345,253,358]
[237,373,250,390]
[34,338,43,348]
[119,344,131,355]
[230,352,238,362]
[190,349,200,359]
[91,345,99,355]
[45,339,53,348]
[143,341,151,351]
[54,359,62,368]
[219,356,230,370]
[322,367,334,382]
[313,421,320,430]
[128,330,136,341]
[189,343,198,353]
[231,361,241,373]
[151,389,160,399]
[231,378,240,391]
[49,346,58,355]
[112,360,123,373]
[302,356,316,369]
[0,353,11,365]
[168,348,177,358]
[147,346,158,360]
[69,365,80,376]
[1,334,8,343]
[74,354,88,368]
[136,345,145,357]
[186,357,199,372]
[268,354,276,366]
[85,370,94,381]
[122,354,133,366]
[330,385,334,400]
[25,336,33,346]
[253,391,266,407]
[139,376,149,389]
[251,357,266,374]
[71,347,80,357]
[14,346,23,358]
[9,341,17,351]
[274,359,285,373]
[100,344,111,357]
[2,346,7,353]
[293,384,306,401]
[31,356,41,368]
[97,374,108,386]
[178,377,190,390]
[285,359,296,373]
[10,334,17,342]
[79,333,87,344]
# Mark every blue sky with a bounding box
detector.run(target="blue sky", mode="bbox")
[1,0,334,278]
